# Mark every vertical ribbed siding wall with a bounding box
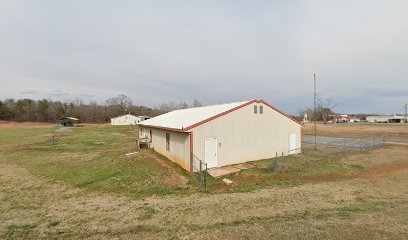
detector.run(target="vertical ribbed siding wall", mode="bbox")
[191,101,301,167]
[143,127,191,171]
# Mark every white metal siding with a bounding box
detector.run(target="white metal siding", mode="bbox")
[111,115,140,125]
[192,102,301,167]
[142,127,191,171]
[204,138,218,168]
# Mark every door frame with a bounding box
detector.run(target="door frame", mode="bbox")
[289,133,297,154]
[204,138,218,168]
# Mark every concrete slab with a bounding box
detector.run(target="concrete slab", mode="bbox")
[208,163,254,178]
[234,163,255,170]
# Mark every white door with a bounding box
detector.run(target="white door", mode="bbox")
[205,138,218,168]
[289,133,297,154]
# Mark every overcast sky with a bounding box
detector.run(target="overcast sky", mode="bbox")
[0,0,407,114]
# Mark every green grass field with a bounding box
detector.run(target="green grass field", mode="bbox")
[0,125,193,199]
[0,124,407,239]
[0,124,377,195]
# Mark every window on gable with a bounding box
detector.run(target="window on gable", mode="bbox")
[166,133,170,151]
[260,105,263,114]
[254,105,258,114]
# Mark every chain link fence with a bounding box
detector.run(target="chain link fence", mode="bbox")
[265,140,385,173]
[302,136,385,150]
[192,154,208,190]
[265,148,301,172]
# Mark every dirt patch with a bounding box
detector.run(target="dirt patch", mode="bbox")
[343,145,408,166]
[0,121,53,128]
[303,123,408,143]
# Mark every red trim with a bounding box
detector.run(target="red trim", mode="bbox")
[139,99,303,133]
[137,124,186,133]
[189,132,193,173]
[182,100,257,131]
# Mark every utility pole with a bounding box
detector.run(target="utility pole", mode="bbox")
[404,103,407,124]
[314,73,317,151]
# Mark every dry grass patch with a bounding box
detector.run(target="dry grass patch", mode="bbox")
[0,121,53,128]
[303,123,408,142]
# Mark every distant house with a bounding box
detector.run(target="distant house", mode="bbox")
[138,99,302,172]
[111,114,140,125]
[334,115,360,123]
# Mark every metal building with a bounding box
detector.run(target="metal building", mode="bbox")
[138,99,302,172]
[111,114,141,125]
[366,115,407,123]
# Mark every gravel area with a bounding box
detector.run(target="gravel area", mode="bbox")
[302,135,385,149]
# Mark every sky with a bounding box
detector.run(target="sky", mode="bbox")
[0,0,407,115]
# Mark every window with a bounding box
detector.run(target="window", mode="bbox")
[260,105,263,114]
[254,105,258,114]
[149,130,152,143]
[166,133,170,151]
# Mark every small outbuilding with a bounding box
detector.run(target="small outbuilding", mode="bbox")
[111,114,141,125]
[139,115,151,121]
[138,99,302,172]
[59,117,79,127]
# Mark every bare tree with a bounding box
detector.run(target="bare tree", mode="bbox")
[154,99,203,114]
[317,95,337,124]
[168,101,177,111]
[106,94,133,114]
[191,99,202,108]
[298,107,314,122]
[298,95,337,124]
[0,95,206,123]
[158,103,170,113]
[177,101,189,109]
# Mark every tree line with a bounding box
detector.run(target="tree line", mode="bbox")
[0,94,202,123]
[298,95,337,124]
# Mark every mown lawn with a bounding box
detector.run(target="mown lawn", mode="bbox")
[0,124,393,196]
[1,124,407,239]
[207,145,367,192]
[0,125,193,199]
